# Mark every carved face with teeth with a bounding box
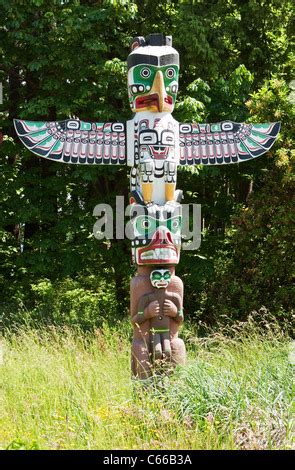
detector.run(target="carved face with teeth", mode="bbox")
[150,269,172,288]
[130,202,182,265]
[139,118,175,162]
[127,34,179,113]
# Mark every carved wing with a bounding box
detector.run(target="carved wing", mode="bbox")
[14,119,126,165]
[179,121,280,165]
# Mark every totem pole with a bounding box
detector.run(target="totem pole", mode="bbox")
[14,33,280,379]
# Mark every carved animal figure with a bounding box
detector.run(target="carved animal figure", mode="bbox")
[14,33,280,207]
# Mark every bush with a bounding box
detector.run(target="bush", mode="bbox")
[0,277,118,330]
[196,78,295,327]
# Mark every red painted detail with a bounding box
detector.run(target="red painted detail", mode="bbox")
[150,145,169,159]
[136,94,159,109]
[136,228,179,265]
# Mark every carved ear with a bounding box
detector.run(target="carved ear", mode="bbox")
[129,196,136,205]
[131,36,145,51]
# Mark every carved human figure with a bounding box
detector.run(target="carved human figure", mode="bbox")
[130,266,186,379]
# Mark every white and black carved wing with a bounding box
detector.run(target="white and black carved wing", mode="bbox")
[179,121,281,165]
[14,119,126,165]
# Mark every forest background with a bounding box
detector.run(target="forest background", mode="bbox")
[0,0,294,331]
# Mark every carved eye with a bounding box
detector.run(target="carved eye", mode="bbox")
[221,121,234,131]
[166,68,175,79]
[141,219,151,229]
[152,271,162,280]
[67,120,80,130]
[140,67,151,78]
[169,216,182,234]
[135,215,157,236]
[161,131,175,145]
[172,219,179,230]
[139,131,157,145]
[172,220,179,229]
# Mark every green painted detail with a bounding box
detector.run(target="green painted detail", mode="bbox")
[38,136,53,145]
[132,64,178,90]
[253,123,269,130]
[246,136,263,148]
[150,269,171,288]
[135,215,182,237]
[51,140,63,151]
[80,122,92,131]
[128,64,179,109]
[30,130,49,138]
[239,142,249,154]
[137,311,144,315]
[167,215,182,234]
[251,130,269,138]
[152,271,162,281]
[151,328,170,333]
[177,309,184,317]
[135,215,158,236]
[151,270,170,281]
[210,123,222,132]
[25,121,46,128]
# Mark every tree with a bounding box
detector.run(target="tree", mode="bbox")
[0,0,293,328]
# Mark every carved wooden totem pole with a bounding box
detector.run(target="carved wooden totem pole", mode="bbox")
[14,33,280,379]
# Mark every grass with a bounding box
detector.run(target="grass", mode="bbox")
[0,319,294,450]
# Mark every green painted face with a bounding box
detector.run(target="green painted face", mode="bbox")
[134,215,182,237]
[150,269,172,288]
[128,64,179,112]
[131,202,182,266]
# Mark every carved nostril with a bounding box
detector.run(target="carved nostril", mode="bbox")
[166,231,173,244]
[152,229,164,243]
[158,229,165,242]
[152,228,173,244]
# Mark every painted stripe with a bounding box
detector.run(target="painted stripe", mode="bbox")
[127,53,179,69]
[150,328,170,333]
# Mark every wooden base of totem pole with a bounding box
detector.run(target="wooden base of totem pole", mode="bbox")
[130,266,186,380]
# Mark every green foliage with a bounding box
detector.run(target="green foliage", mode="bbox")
[0,276,118,330]
[30,277,118,329]
[193,77,295,326]
[0,0,294,328]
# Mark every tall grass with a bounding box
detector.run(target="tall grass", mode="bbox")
[0,320,293,450]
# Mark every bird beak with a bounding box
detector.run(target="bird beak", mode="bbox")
[150,70,167,112]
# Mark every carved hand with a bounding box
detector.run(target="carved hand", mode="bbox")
[163,299,178,317]
[144,300,160,319]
